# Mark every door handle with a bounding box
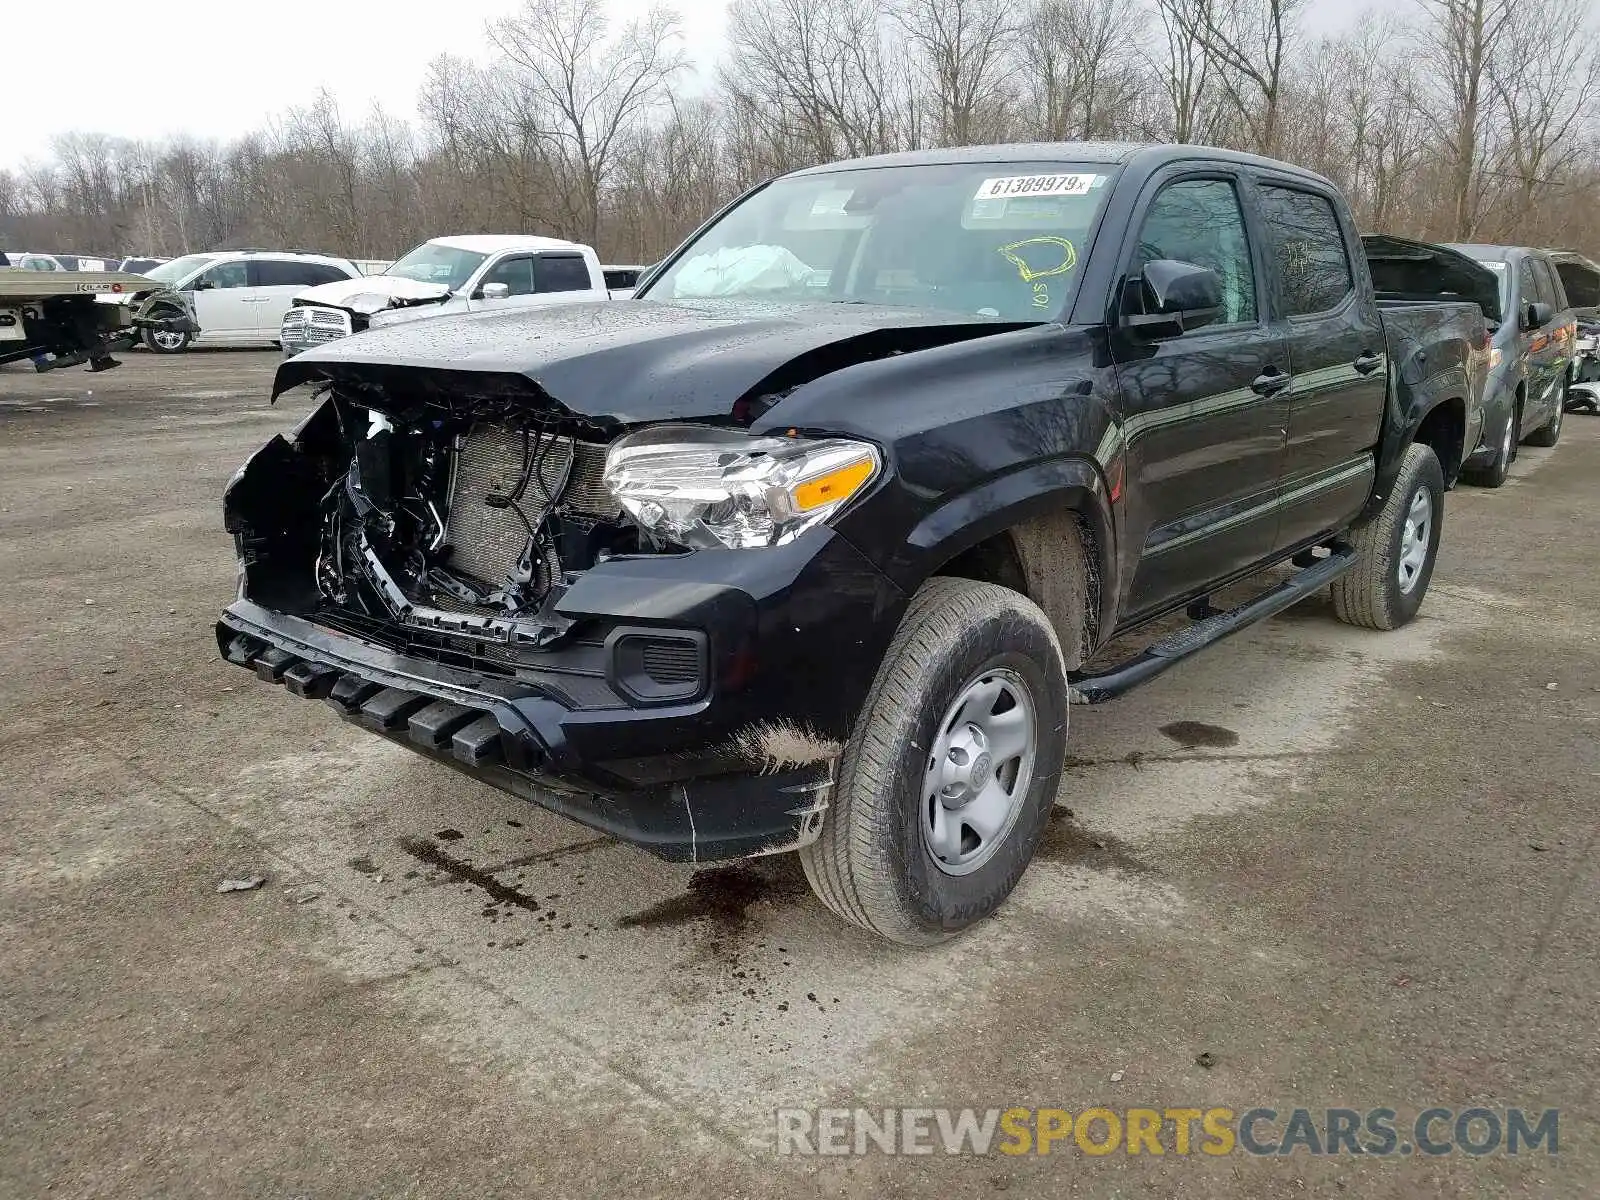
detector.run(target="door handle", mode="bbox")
[1353,351,1384,375]
[1251,368,1292,397]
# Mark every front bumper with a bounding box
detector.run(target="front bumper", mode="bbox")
[216,530,904,862]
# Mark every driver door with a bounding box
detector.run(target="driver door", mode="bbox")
[1110,172,1290,620]
[189,260,254,341]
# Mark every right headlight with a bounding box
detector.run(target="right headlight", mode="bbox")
[603,424,881,550]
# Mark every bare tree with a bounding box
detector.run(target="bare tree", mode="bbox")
[489,0,685,245]
[1020,0,1143,141]
[1191,0,1308,154]
[894,0,1015,146]
[1489,0,1600,216]
[1414,0,1515,238]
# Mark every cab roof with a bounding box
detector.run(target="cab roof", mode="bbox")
[429,234,586,254]
[786,142,1335,188]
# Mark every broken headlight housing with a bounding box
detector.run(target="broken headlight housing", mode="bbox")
[603,424,880,550]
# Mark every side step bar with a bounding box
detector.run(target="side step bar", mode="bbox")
[1069,548,1356,705]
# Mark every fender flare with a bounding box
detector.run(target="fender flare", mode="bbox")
[890,454,1120,642]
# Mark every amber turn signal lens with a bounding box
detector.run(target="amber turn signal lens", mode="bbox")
[790,457,876,512]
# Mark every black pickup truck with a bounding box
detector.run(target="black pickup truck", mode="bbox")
[218,144,1489,944]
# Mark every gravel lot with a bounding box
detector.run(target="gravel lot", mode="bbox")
[2,351,1597,1198]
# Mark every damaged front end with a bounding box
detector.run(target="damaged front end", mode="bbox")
[218,370,900,861]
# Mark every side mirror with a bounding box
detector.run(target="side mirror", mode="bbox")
[480,282,510,301]
[193,279,215,291]
[1524,301,1554,330]
[1125,259,1224,340]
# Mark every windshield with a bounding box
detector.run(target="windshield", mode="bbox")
[383,242,488,290]
[641,162,1118,320]
[145,254,216,285]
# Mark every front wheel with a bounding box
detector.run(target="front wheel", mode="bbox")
[1331,442,1445,631]
[142,322,191,354]
[800,577,1070,945]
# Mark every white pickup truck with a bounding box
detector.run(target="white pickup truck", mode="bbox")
[280,235,619,357]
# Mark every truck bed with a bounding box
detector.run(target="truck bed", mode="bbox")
[0,269,160,301]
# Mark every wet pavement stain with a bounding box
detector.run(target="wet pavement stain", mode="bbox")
[347,856,379,875]
[1158,720,1240,749]
[398,837,542,913]
[1036,810,1151,873]
[616,863,808,930]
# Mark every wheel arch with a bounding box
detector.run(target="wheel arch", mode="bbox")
[898,457,1118,670]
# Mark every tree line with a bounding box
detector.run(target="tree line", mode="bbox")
[3,0,1597,265]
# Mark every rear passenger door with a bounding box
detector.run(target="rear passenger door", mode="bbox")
[1251,177,1387,553]
[1113,171,1290,618]
[252,260,354,337]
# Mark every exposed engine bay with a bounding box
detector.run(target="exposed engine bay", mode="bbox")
[228,387,652,669]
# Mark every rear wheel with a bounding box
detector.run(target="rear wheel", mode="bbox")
[1526,379,1565,447]
[800,577,1070,945]
[1332,442,1444,631]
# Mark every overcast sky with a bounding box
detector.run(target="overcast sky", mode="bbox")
[5,0,1365,169]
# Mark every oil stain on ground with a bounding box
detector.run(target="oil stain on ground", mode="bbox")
[1158,720,1240,749]
[1036,809,1151,873]
[397,836,542,913]
[616,862,809,931]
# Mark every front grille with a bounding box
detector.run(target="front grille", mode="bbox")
[443,424,617,586]
[282,306,351,348]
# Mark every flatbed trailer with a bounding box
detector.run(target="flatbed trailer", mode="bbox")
[0,270,198,372]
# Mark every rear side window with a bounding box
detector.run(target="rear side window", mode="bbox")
[254,260,346,288]
[535,254,592,294]
[1257,185,1354,316]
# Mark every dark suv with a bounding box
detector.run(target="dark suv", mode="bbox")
[1449,244,1573,485]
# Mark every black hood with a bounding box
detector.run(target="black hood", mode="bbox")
[272,298,1035,427]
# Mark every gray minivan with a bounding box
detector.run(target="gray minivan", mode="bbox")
[1448,244,1573,486]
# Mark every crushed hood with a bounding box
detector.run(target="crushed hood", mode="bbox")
[292,274,453,312]
[271,298,1036,426]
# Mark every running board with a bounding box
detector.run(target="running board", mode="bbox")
[1069,548,1356,704]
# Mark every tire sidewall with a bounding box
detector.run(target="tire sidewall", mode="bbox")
[1381,447,1445,627]
[875,606,1069,937]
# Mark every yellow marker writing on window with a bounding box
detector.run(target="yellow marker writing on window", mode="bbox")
[998,237,1079,283]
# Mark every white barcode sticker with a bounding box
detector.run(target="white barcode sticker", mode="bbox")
[974,173,1100,200]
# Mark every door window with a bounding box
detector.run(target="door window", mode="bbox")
[196,261,250,290]
[1257,185,1354,316]
[1516,259,1537,318]
[479,256,536,297]
[1531,257,1566,310]
[535,254,593,294]
[253,260,348,288]
[1132,179,1257,326]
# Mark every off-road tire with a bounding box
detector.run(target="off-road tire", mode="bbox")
[1331,442,1444,631]
[799,577,1070,945]
[1525,380,1565,447]
[142,314,191,354]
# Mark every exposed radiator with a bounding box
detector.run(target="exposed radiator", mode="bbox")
[442,424,617,587]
